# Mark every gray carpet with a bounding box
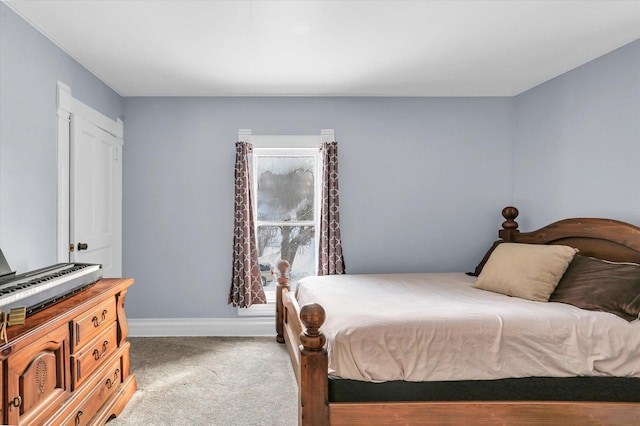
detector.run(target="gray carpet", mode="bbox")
[109,337,298,426]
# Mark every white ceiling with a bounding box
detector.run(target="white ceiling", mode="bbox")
[4,0,640,97]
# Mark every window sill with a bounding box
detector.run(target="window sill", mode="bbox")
[237,290,276,317]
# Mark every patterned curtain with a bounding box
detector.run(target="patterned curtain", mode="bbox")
[228,142,267,308]
[318,141,345,275]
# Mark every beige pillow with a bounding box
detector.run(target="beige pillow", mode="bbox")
[474,243,577,302]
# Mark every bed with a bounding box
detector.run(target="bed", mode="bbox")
[275,206,640,425]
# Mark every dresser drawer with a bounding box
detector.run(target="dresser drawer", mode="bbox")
[59,354,123,426]
[72,296,117,353]
[71,322,118,390]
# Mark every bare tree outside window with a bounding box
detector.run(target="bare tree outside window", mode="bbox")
[256,156,317,286]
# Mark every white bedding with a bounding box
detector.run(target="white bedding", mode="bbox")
[295,273,640,383]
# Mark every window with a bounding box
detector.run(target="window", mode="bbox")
[236,129,333,316]
[254,150,320,295]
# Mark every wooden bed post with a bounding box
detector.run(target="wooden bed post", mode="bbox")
[276,260,290,343]
[498,206,520,241]
[299,303,329,426]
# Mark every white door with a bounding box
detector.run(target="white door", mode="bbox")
[70,114,122,277]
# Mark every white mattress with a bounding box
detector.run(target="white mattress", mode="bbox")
[295,272,640,383]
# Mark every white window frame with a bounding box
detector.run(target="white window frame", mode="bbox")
[237,129,334,317]
[254,147,321,287]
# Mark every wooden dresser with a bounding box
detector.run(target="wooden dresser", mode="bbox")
[0,278,137,425]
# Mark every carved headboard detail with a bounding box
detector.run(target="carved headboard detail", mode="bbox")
[498,206,640,264]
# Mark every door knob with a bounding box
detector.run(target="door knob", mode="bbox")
[78,243,88,251]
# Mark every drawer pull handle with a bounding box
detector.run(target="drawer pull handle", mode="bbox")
[93,340,109,360]
[9,395,22,411]
[92,310,108,327]
[75,410,83,426]
[106,368,121,389]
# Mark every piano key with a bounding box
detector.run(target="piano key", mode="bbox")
[0,263,102,315]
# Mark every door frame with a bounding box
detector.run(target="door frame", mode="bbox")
[56,81,123,265]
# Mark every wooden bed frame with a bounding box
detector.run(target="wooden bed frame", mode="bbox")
[275,206,640,425]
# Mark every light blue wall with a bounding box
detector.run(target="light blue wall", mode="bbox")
[513,39,640,230]
[0,3,124,272]
[122,97,513,318]
[2,3,638,320]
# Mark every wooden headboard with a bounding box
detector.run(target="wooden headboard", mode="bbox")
[498,206,640,264]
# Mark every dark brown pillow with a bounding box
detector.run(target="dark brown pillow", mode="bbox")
[467,240,503,277]
[549,255,640,321]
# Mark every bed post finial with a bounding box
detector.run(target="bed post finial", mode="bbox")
[500,206,520,241]
[502,206,519,227]
[300,303,326,350]
[299,303,329,425]
[276,260,291,344]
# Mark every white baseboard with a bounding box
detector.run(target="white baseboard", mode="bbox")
[128,317,275,337]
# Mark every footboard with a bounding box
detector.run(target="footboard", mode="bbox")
[276,273,329,425]
[280,287,302,379]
